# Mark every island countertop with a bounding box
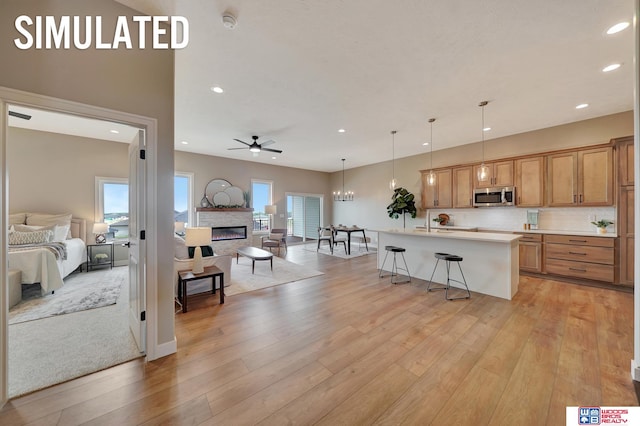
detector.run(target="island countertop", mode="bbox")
[373,228,522,243]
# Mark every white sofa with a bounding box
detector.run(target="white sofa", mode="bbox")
[173,236,232,296]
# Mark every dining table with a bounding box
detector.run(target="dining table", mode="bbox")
[333,226,368,255]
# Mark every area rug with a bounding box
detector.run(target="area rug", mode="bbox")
[226,256,323,296]
[303,242,376,260]
[9,266,127,325]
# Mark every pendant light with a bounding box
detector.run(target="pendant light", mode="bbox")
[426,118,436,186]
[333,158,354,201]
[389,130,398,190]
[477,101,490,182]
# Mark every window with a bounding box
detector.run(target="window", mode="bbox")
[95,177,129,239]
[174,172,193,227]
[251,179,272,231]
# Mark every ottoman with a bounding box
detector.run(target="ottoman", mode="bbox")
[8,269,22,309]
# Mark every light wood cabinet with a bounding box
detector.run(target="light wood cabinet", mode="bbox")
[517,233,542,273]
[473,160,514,188]
[544,234,616,283]
[616,136,634,287]
[547,147,613,206]
[515,156,544,207]
[452,166,474,208]
[421,169,452,209]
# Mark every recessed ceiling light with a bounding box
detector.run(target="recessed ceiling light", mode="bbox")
[272,156,277,160]
[483,127,491,132]
[110,129,119,134]
[422,142,429,146]
[576,103,589,109]
[181,141,188,145]
[602,63,621,72]
[338,129,346,133]
[211,86,224,94]
[607,22,630,35]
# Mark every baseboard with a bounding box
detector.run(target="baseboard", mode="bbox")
[151,337,177,360]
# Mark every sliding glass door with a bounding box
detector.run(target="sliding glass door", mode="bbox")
[287,193,323,242]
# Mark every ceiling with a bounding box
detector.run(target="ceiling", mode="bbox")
[14,1,637,173]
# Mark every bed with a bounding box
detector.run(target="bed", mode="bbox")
[8,215,87,294]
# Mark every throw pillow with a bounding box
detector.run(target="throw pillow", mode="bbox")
[187,246,214,258]
[13,224,69,242]
[9,229,54,245]
[174,235,190,260]
[26,212,73,239]
[9,212,26,225]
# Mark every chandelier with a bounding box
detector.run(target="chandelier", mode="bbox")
[333,158,354,201]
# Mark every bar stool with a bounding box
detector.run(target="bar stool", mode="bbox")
[379,245,411,284]
[427,252,470,300]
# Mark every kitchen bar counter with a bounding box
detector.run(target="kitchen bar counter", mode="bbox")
[374,228,521,300]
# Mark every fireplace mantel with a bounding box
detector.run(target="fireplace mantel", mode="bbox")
[196,207,254,212]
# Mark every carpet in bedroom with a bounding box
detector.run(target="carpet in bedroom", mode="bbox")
[9,266,126,325]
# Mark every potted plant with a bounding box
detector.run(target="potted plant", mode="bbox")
[432,217,446,226]
[591,219,613,234]
[386,187,417,229]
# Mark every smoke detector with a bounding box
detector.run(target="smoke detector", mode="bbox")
[222,13,237,29]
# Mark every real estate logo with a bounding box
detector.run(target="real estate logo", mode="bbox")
[579,407,600,425]
[13,15,189,50]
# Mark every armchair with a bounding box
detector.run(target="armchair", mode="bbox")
[261,232,284,256]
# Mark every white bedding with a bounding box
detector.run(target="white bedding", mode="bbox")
[8,238,87,294]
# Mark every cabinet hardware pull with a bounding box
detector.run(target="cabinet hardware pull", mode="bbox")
[568,252,587,255]
[569,239,587,243]
[579,194,583,203]
[569,267,587,272]
[573,194,576,203]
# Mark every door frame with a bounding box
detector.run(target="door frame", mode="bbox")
[286,192,324,241]
[0,86,159,405]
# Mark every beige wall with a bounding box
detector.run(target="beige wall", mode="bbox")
[331,111,634,231]
[175,151,331,229]
[0,0,175,349]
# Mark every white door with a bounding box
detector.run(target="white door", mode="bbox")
[128,130,146,353]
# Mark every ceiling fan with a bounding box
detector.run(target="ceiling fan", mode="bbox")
[228,135,282,154]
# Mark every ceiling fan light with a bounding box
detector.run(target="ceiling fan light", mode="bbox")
[249,146,261,153]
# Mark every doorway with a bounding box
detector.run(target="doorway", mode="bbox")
[0,90,154,401]
[286,193,324,242]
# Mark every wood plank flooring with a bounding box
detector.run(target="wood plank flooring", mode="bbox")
[1,244,636,425]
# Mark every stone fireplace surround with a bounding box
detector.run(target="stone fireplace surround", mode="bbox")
[196,208,254,256]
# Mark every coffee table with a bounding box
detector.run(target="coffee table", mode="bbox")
[236,246,273,274]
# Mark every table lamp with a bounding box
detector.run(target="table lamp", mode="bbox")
[174,221,186,236]
[265,204,276,230]
[92,222,109,244]
[184,227,211,274]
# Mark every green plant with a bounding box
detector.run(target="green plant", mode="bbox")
[591,219,614,228]
[432,217,445,224]
[387,187,417,228]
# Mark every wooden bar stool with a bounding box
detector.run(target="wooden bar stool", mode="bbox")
[379,245,411,284]
[427,252,470,300]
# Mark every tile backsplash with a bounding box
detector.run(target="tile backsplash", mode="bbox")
[432,207,616,234]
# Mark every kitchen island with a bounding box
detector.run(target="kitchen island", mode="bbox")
[374,228,521,300]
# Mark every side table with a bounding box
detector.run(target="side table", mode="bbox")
[177,265,224,313]
[86,242,114,272]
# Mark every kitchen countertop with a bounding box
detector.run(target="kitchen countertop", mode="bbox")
[477,227,618,238]
[415,225,478,231]
[376,228,521,243]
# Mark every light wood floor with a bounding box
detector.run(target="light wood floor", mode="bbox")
[1,245,636,425]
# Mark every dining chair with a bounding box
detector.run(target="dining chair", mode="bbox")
[331,225,348,254]
[317,227,334,254]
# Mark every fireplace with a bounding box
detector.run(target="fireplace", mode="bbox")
[210,225,247,241]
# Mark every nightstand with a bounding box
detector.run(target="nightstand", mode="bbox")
[177,265,224,312]
[86,242,114,272]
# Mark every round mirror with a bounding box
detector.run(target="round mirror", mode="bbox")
[225,186,245,207]
[205,179,232,204]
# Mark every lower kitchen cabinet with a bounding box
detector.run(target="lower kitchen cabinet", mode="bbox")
[544,234,616,283]
[517,233,542,273]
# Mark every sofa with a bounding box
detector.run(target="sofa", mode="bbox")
[173,235,232,297]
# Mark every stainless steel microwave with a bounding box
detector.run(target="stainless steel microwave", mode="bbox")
[473,186,516,207]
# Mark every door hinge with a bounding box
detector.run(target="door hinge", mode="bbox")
[141,311,146,321]
[140,149,146,159]
[140,230,146,240]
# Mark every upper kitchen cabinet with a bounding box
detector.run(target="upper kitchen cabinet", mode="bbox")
[515,156,544,207]
[617,135,634,186]
[452,166,474,208]
[422,169,452,209]
[473,160,514,188]
[547,146,613,207]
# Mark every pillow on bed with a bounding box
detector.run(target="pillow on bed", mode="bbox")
[13,224,69,242]
[26,213,73,239]
[9,229,54,245]
[9,212,26,225]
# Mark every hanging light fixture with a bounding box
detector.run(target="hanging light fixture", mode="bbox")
[426,118,436,186]
[477,101,490,182]
[389,130,398,190]
[333,158,354,201]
